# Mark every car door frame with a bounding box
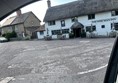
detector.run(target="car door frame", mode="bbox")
[104,36,118,83]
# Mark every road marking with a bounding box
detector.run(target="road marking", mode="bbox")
[77,64,108,75]
[0,77,14,83]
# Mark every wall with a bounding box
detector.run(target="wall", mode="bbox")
[45,19,71,39]
[24,13,40,28]
[37,32,44,39]
[2,26,13,34]
[15,24,25,38]
[45,11,118,38]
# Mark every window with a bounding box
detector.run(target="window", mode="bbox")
[114,23,118,30]
[71,17,78,22]
[86,26,96,32]
[61,20,65,27]
[71,17,77,22]
[86,26,91,32]
[111,23,118,30]
[62,29,69,34]
[52,30,61,35]
[111,10,118,16]
[111,23,113,30]
[101,25,105,28]
[88,14,95,20]
[71,18,75,22]
[40,31,44,35]
[92,26,96,31]
[48,21,55,26]
[52,29,69,35]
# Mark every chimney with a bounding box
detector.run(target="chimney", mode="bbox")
[47,0,51,8]
[16,9,22,16]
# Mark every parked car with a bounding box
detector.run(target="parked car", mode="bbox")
[0,37,8,42]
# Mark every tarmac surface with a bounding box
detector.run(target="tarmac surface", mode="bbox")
[0,38,115,83]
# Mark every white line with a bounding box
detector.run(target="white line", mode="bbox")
[77,64,108,75]
[0,77,14,83]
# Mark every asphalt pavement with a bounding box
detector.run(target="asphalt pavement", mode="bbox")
[0,38,115,83]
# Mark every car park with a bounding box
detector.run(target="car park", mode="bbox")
[0,0,118,83]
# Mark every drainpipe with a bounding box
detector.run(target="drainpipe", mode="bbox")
[23,23,26,37]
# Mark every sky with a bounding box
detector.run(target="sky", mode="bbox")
[0,0,77,25]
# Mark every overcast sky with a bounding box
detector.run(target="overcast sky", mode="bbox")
[0,0,77,25]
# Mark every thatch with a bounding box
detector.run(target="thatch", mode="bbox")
[71,21,84,29]
[44,0,118,22]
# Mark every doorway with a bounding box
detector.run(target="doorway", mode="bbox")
[31,32,37,39]
[72,28,81,38]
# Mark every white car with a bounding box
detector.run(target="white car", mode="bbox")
[0,37,8,42]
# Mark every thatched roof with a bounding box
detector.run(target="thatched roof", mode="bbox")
[71,21,84,29]
[44,0,118,22]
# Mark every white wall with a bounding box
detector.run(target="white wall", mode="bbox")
[45,19,71,39]
[44,11,118,39]
[37,32,44,39]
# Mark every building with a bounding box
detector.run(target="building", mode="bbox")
[43,0,118,39]
[36,24,45,39]
[1,10,41,39]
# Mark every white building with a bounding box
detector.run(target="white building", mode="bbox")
[43,0,118,39]
[37,24,45,39]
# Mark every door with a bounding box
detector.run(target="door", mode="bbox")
[73,28,81,38]
[31,32,37,39]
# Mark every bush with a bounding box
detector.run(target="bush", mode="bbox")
[2,34,6,37]
[69,32,74,38]
[24,36,31,40]
[57,34,66,40]
[81,29,86,38]
[11,31,17,38]
[44,35,52,40]
[109,31,117,38]
[2,31,17,40]
[86,32,98,38]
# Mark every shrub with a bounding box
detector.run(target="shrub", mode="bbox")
[24,36,31,40]
[2,31,17,40]
[11,31,17,38]
[69,32,74,38]
[86,31,98,38]
[2,34,6,37]
[44,35,52,40]
[57,34,66,40]
[109,31,117,38]
[81,29,86,38]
